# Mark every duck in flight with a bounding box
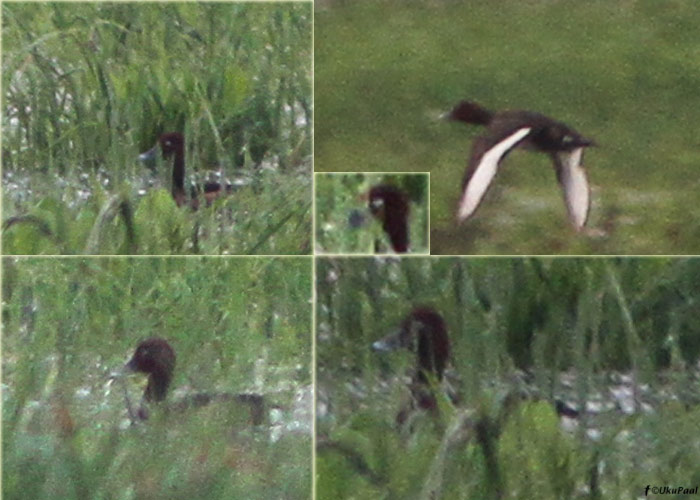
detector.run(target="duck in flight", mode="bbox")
[443,100,595,230]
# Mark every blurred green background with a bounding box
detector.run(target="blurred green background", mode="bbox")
[2,257,312,500]
[315,173,429,254]
[2,2,312,255]
[315,0,700,255]
[316,256,700,498]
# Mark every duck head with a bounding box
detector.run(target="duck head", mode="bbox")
[372,307,450,382]
[139,132,185,162]
[442,100,493,126]
[125,337,176,402]
[139,133,187,206]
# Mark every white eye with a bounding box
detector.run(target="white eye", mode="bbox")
[371,198,384,209]
[165,141,172,147]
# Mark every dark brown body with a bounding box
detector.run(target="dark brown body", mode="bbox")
[368,184,410,253]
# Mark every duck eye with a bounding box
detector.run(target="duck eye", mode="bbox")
[164,140,172,147]
[371,198,384,209]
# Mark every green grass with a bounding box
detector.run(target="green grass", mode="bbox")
[315,0,700,254]
[2,2,312,255]
[2,257,312,500]
[315,173,429,254]
[316,257,700,498]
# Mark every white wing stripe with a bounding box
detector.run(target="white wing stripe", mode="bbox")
[457,127,531,222]
[558,147,589,230]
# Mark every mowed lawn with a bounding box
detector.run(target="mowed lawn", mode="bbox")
[315,0,700,255]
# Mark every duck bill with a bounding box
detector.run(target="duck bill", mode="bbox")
[138,145,159,162]
[438,109,454,121]
[124,356,139,373]
[371,330,403,352]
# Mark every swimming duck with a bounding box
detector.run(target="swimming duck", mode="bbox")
[123,337,264,424]
[367,184,411,253]
[139,132,232,209]
[443,100,594,230]
[371,307,452,423]
[372,308,580,424]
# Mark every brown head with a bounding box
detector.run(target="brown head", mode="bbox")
[139,132,185,161]
[139,133,186,205]
[157,132,184,157]
[443,100,493,126]
[125,337,176,402]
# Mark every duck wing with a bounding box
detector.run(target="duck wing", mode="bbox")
[552,147,590,230]
[457,127,532,222]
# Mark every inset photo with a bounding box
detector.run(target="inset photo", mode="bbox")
[315,173,429,255]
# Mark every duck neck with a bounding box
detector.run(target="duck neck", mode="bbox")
[452,102,493,126]
[384,216,409,252]
[415,330,440,382]
[171,147,186,205]
[469,105,492,125]
[383,197,409,253]
[145,368,172,402]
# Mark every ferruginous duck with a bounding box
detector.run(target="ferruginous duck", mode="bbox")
[443,100,594,230]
